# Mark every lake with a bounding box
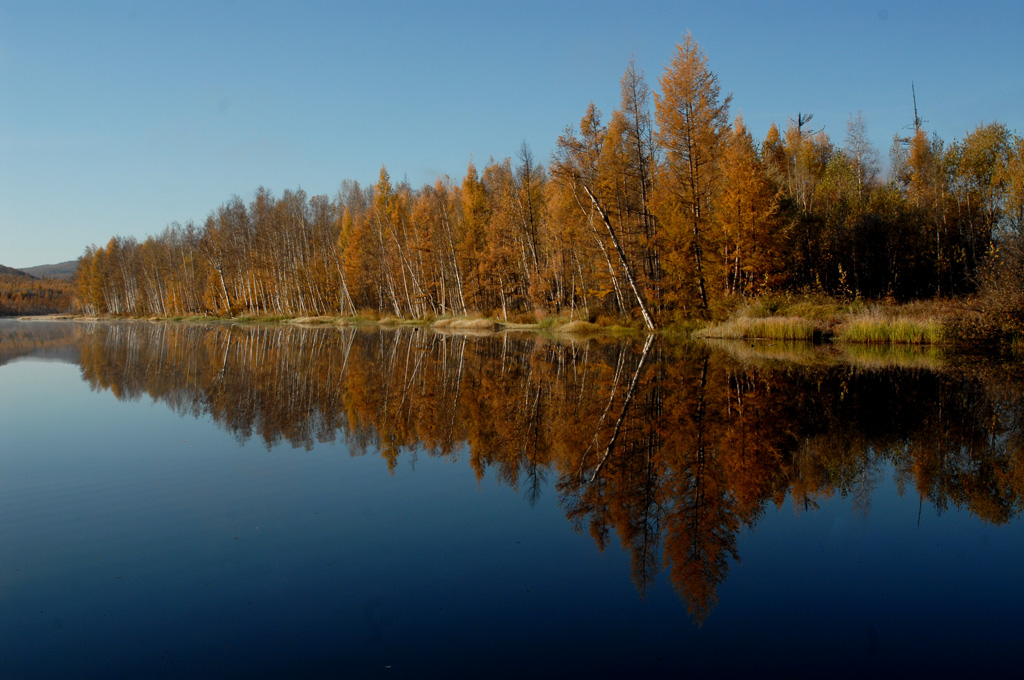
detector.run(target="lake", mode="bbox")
[1,319,1022,678]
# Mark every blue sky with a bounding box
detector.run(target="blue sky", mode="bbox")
[1,0,1021,267]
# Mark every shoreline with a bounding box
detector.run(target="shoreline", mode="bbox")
[14,312,641,338]
[11,295,1018,350]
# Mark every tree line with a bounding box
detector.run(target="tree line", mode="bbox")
[75,34,1024,326]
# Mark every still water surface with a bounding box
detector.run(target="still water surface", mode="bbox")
[0,319,1022,677]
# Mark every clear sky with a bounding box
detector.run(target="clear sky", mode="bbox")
[1,0,1021,268]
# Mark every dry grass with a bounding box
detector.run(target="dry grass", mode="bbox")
[288,316,337,325]
[500,322,542,331]
[696,295,957,345]
[836,312,944,344]
[432,317,500,331]
[453,318,501,331]
[727,293,865,324]
[695,315,819,341]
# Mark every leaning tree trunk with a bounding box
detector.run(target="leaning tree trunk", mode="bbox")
[580,184,656,330]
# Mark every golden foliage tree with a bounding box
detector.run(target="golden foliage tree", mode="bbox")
[715,115,781,295]
[654,33,732,313]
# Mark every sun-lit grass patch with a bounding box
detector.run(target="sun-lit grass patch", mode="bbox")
[432,316,500,331]
[695,295,960,346]
[695,316,819,341]
[836,314,943,344]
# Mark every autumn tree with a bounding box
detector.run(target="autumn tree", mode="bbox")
[654,33,732,313]
[460,162,491,312]
[603,61,661,306]
[948,122,1013,282]
[715,115,780,295]
[545,161,605,318]
[410,178,468,315]
[1004,134,1024,237]
[553,102,656,328]
[480,158,527,318]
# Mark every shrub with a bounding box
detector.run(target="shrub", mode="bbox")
[511,312,538,325]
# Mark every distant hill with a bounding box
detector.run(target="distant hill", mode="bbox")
[19,260,79,280]
[0,264,35,279]
[1,265,74,316]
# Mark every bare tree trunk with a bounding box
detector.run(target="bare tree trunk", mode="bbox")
[581,184,656,330]
[574,191,626,313]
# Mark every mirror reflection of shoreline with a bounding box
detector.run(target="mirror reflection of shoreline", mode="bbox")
[7,321,1021,623]
[0,320,83,367]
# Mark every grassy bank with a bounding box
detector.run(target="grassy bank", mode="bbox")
[695,295,962,346]
[694,315,819,341]
[835,313,943,344]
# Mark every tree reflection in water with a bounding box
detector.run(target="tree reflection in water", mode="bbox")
[42,322,1024,622]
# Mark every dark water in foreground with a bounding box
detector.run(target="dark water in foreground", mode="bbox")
[1,319,1022,678]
